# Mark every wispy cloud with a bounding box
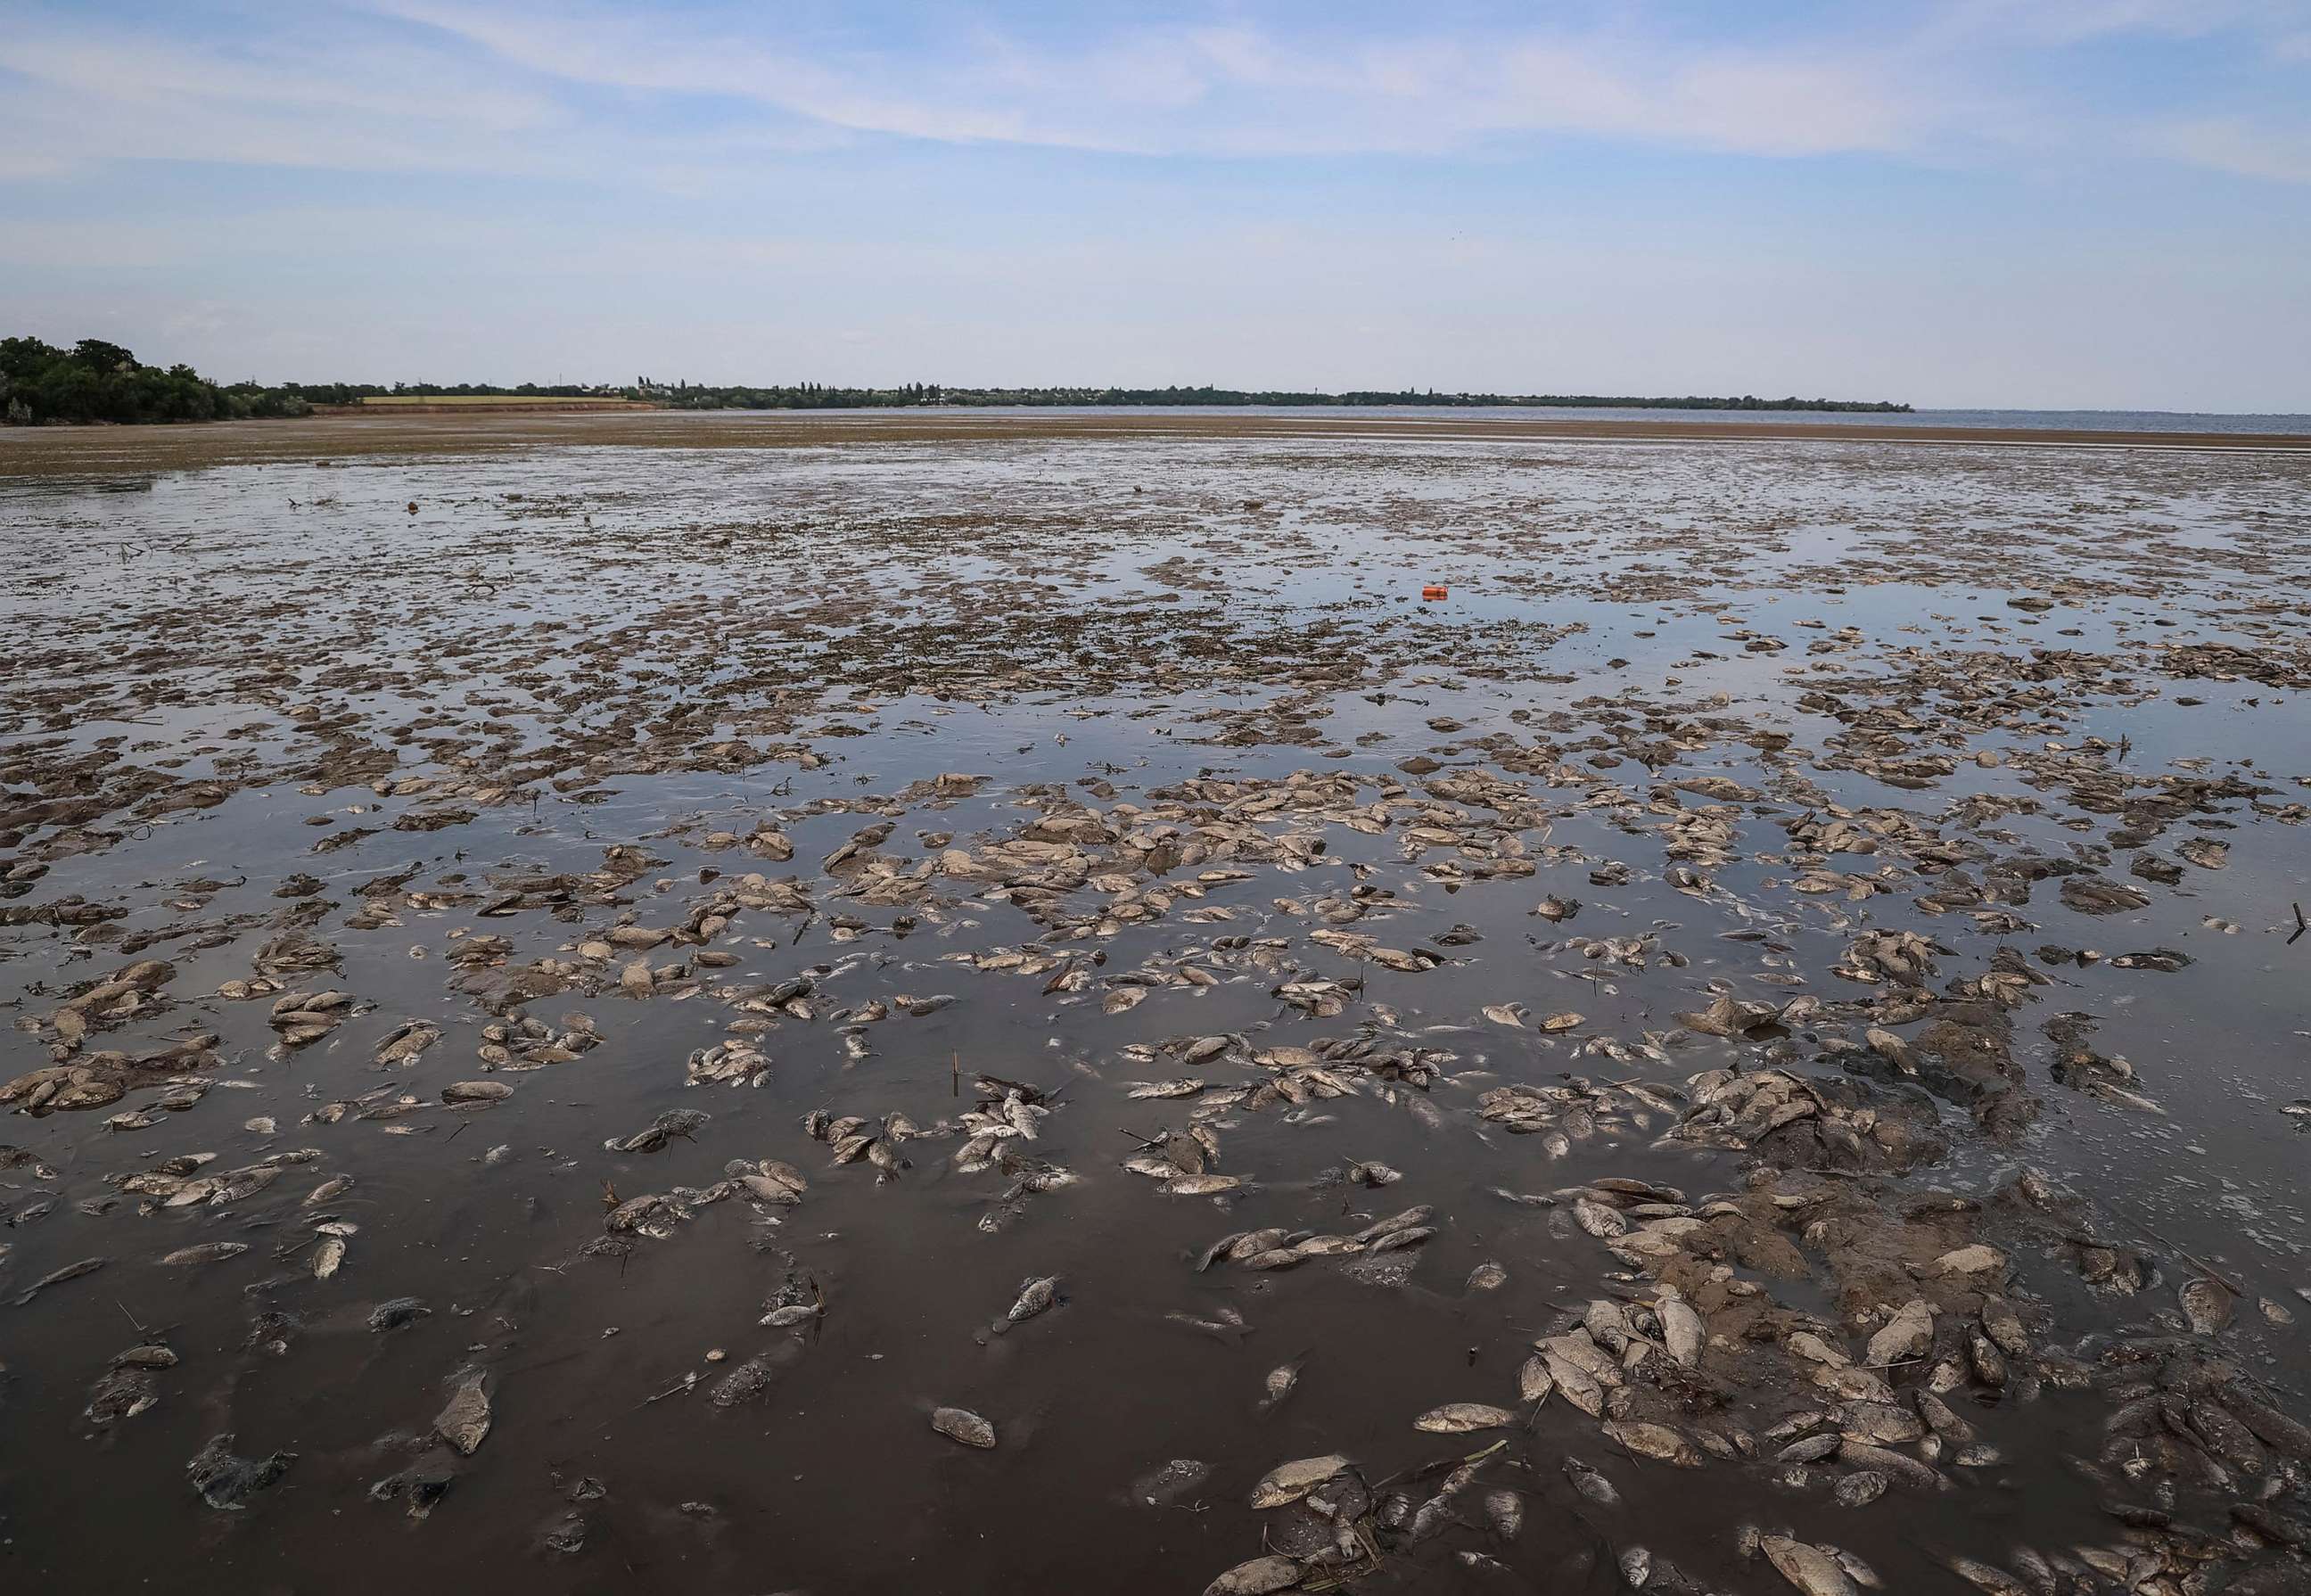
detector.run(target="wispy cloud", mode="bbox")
[373,2,1933,160]
[3,1,2307,180]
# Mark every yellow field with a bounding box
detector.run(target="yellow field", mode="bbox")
[358,394,621,407]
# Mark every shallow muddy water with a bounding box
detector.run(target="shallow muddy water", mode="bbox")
[3,421,2308,1595]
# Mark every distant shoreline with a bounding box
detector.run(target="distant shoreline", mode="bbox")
[4,338,1918,426]
[314,389,1914,416]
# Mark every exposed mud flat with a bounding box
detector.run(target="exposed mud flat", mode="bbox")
[3,422,2309,1594]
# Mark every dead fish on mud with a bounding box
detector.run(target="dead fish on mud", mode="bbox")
[1760,1535,1860,1596]
[931,1405,997,1449]
[435,1370,493,1454]
[1258,1355,1307,1413]
[2180,1277,2235,1336]
[1202,1555,1301,1596]
[1249,1453,1353,1510]
[987,1274,1060,1336]
[187,1434,293,1510]
[14,1255,106,1304]
[162,1241,250,1267]
[1415,1403,1518,1434]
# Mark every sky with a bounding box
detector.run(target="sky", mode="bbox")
[3,0,2308,409]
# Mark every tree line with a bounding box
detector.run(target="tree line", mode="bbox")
[2,336,312,425]
[3,336,1911,425]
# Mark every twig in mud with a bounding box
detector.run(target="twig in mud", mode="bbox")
[951,1050,959,1098]
[2144,1228,2246,1297]
[115,1298,148,1335]
[637,1375,697,1409]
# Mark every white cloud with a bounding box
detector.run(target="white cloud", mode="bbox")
[2,0,2306,182]
[365,3,1935,160]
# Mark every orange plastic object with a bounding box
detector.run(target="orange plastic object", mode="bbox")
[1421,584,1448,601]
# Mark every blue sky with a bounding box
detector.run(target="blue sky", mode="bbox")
[4,1,2307,407]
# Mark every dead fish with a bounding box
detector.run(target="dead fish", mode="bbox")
[435,1371,492,1455]
[1249,1453,1351,1510]
[14,1255,106,1304]
[1603,1421,1701,1467]
[440,1081,513,1103]
[1936,1554,2034,1596]
[1517,1355,1556,1404]
[311,1235,346,1279]
[1837,1403,1922,1447]
[1196,1231,1250,1271]
[1762,1536,1859,1596]
[1565,1456,1620,1506]
[1415,1402,1518,1434]
[1574,1197,1627,1238]
[1863,1298,1933,1366]
[1363,1225,1435,1253]
[1776,1434,1841,1465]
[303,1175,354,1205]
[1584,1298,1632,1352]
[1832,1471,1887,1508]
[1202,1555,1301,1596]
[1353,1205,1432,1243]
[1838,1439,1947,1492]
[1466,1261,1509,1291]
[1657,1289,1706,1367]
[162,1242,250,1267]
[1167,1307,1252,1342]
[2179,1277,2234,1336]
[1161,1174,1243,1197]
[741,1163,809,1205]
[1620,1546,1652,1587]
[186,1433,293,1510]
[991,1275,1059,1335]
[1965,1328,2006,1387]
[1914,1390,1975,1445]
[368,1296,430,1332]
[1258,1357,1305,1413]
[1542,1348,1607,1416]
[931,1406,997,1449]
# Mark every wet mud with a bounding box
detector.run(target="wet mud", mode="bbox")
[2,420,2309,1595]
